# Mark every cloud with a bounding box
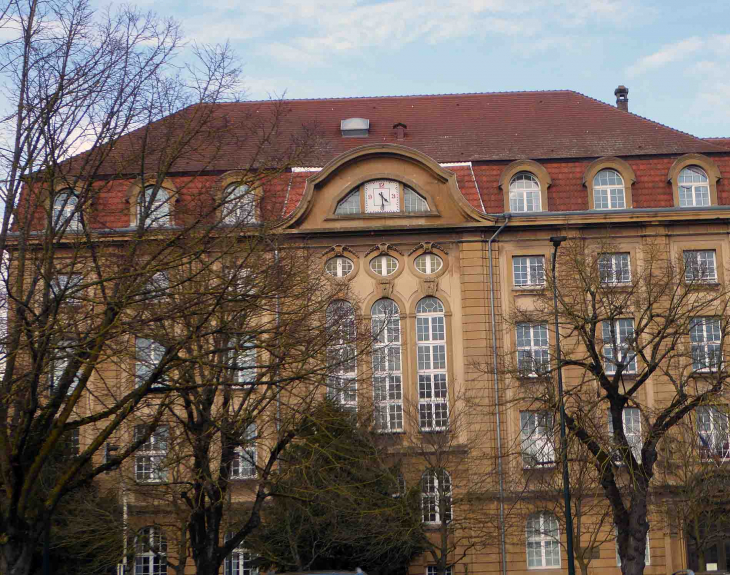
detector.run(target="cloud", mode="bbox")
[626,37,704,77]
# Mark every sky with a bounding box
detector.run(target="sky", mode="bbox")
[92,0,730,138]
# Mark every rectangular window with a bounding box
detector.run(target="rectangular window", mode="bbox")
[61,428,80,458]
[684,250,717,283]
[616,530,650,566]
[513,256,545,287]
[602,319,636,374]
[417,312,448,431]
[134,425,168,483]
[231,424,257,479]
[230,344,257,385]
[690,318,722,372]
[51,273,82,304]
[516,323,550,377]
[594,186,626,210]
[225,534,258,575]
[50,340,82,394]
[427,567,453,575]
[697,406,730,460]
[372,308,403,432]
[608,408,642,463]
[136,338,167,389]
[509,190,541,213]
[520,411,555,467]
[598,253,631,285]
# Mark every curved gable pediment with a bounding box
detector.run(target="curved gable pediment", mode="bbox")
[280,144,491,230]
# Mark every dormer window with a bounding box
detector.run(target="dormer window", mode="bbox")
[138,186,171,228]
[509,173,541,213]
[678,166,710,207]
[334,180,430,216]
[222,184,256,225]
[593,169,626,210]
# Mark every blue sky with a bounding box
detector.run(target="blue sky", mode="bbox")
[119,0,730,137]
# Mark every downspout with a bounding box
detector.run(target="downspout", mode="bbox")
[487,215,510,575]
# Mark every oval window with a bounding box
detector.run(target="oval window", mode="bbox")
[414,254,443,274]
[325,257,354,278]
[370,255,398,276]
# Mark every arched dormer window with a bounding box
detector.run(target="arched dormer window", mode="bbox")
[138,186,171,228]
[371,298,402,432]
[509,173,541,213]
[222,183,257,225]
[52,189,82,232]
[678,166,710,207]
[421,468,452,524]
[335,180,431,216]
[593,169,625,210]
[416,297,448,431]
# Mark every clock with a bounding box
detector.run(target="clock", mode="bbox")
[364,180,400,213]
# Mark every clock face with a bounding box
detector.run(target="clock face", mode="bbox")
[364,180,400,213]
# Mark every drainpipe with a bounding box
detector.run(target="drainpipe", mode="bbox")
[487,215,510,575]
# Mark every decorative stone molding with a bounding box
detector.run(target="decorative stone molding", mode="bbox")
[408,241,448,256]
[498,159,552,213]
[421,277,438,296]
[364,243,404,257]
[667,154,722,207]
[321,244,357,257]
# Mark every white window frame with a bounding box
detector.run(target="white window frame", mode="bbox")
[143,271,170,300]
[414,253,443,275]
[52,190,82,232]
[136,338,167,389]
[335,190,361,215]
[697,406,730,461]
[370,255,398,276]
[421,469,452,524]
[372,299,403,432]
[678,166,711,207]
[326,301,357,412]
[325,256,354,278]
[50,340,81,394]
[516,323,550,377]
[231,424,257,479]
[598,253,631,285]
[222,183,257,225]
[520,411,555,467]
[404,187,429,212]
[229,343,257,385]
[225,534,258,575]
[690,317,723,373]
[138,186,171,228]
[51,273,82,305]
[417,297,448,431]
[134,526,167,575]
[526,512,561,569]
[427,567,452,575]
[593,169,626,210]
[615,529,650,566]
[602,319,637,374]
[509,172,541,213]
[135,425,168,483]
[608,407,642,464]
[513,256,545,287]
[684,250,717,283]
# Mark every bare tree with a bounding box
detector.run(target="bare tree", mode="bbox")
[494,235,730,575]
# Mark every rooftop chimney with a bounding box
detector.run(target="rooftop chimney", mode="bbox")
[340,117,369,137]
[393,122,407,141]
[615,85,629,112]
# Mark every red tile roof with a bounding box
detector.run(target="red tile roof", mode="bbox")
[86,91,726,176]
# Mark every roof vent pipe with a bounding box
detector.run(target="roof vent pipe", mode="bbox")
[393,122,407,141]
[615,85,629,112]
[341,118,369,137]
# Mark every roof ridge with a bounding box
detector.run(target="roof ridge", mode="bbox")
[565,90,730,152]
[227,90,574,105]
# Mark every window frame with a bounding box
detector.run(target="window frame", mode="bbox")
[513,256,545,288]
[697,406,730,461]
[231,424,257,479]
[608,407,642,464]
[598,253,631,286]
[508,172,542,213]
[414,253,443,275]
[134,526,168,575]
[602,318,637,375]
[225,534,258,575]
[526,512,561,569]
[51,273,83,305]
[325,256,354,278]
[678,166,711,208]
[690,317,723,373]
[52,189,82,232]
[369,254,399,277]
[520,411,555,468]
[135,338,168,389]
[326,300,358,412]
[516,323,550,377]
[668,154,721,208]
[683,250,718,283]
[416,297,449,432]
[229,343,257,386]
[583,157,636,210]
[371,299,403,432]
[592,169,626,210]
[134,425,168,483]
[137,185,172,229]
[50,340,82,394]
[222,183,257,226]
[421,468,452,524]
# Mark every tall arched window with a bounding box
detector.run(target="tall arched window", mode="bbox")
[526,512,560,568]
[421,469,452,524]
[509,172,541,213]
[678,166,710,207]
[223,183,256,225]
[416,297,448,431]
[134,526,167,575]
[138,186,171,228]
[52,189,81,232]
[592,169,625,210]
[371,299,402,431]
[326,300,357,412]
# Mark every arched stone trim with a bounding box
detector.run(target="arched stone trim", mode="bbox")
[583,157,636,210]
[214,171,263,224]
[407,242,450,281]
[329,173,440,218]
[667,154,722,207]
[321,245,360,283]
[280,143,493,228]
[125,176,178,227]
[362,292,408,320]
[498,160,551,213]
[406,290,453,317]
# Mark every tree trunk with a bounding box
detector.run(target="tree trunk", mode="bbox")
[1,535,36,575]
